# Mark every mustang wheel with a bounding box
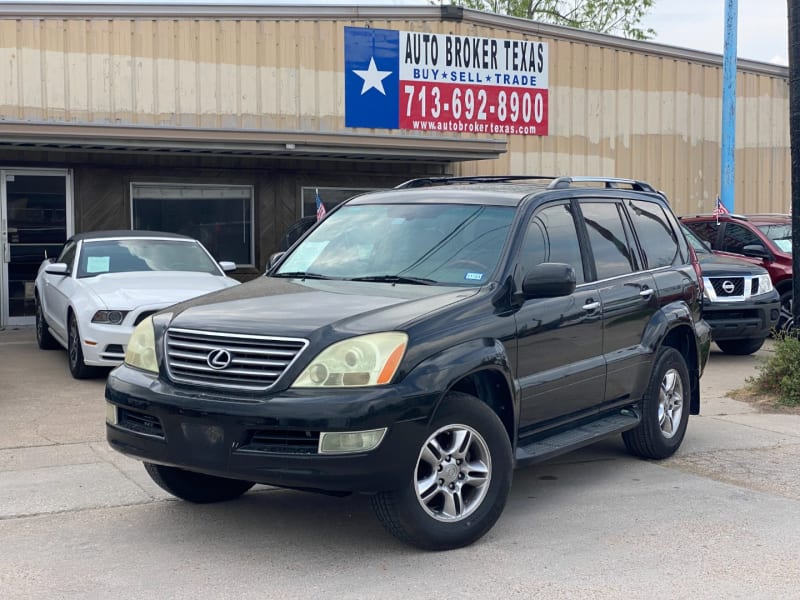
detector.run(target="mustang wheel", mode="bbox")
[371,392,512,550]
[67,313,97,379]
[623,346,690,459]
[35,298,59,350]
[144,463,255,503]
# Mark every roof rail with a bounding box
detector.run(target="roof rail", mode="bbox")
[680,212,748,220]
[547,176,656,193]
[395,175,556,189]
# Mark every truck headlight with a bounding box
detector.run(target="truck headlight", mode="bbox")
[124,316,158,373]
[755,274,773,295]
[292,332,407,388]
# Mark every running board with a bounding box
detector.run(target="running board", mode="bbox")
[515,411,640,466]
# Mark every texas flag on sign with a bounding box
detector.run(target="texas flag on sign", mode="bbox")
[344,27,400,129]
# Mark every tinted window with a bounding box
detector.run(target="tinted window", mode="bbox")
[683,221,719,246]
[721,223,762,254]
[627,200,679,268]
[580,201,636,279]
[58,242,77,271]
[520,203,585,284]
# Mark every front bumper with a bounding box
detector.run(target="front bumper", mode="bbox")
[105,364,436,493]
[702,291,780,341]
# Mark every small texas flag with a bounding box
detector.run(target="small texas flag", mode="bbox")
[344,27,400,129]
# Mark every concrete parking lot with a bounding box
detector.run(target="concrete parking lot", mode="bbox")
[2,325,799,599]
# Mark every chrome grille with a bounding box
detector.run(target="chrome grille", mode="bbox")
[709,277,745,298]
[165,328,308,391]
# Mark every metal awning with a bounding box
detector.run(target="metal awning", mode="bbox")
[0,122,507,163]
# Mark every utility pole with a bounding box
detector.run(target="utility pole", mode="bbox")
[720,0,738,213]
[789,0,800,333]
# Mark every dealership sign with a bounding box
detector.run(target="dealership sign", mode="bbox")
[344,26,549,136]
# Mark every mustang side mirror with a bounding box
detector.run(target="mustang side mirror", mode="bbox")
[44,262,69,276]
[268,252,285,270]
[218,261,237,272]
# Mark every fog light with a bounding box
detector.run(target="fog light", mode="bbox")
[106,402,118,425]
[318,428,387,454]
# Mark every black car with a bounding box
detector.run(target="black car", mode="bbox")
[681,225,779,355]
[106,176,711,550]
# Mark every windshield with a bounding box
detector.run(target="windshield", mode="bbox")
[757,224,792,253]
[680,225,711,255]
[275,203,515,285]
[77,239,221,278]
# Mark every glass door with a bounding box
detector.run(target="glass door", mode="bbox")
[0,170,72,327]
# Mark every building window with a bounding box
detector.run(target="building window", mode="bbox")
[300,187,379,218]
[131,183,254,266]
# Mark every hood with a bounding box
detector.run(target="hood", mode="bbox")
[81,272,239,309]
[697,252,769,277]
[166,276,480,337]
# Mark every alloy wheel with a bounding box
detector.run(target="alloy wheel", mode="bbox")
[658,368,684,438]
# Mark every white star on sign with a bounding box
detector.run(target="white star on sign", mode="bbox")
[353,57,392,95]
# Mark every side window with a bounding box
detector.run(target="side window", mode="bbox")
[627,200,680,268]
[580,201,636,279]
[721,223,761,254]
[683,220,719,246]
[520,203,585,284]
[57,242,77,271]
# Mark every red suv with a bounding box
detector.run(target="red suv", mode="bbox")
[680,213,792,331]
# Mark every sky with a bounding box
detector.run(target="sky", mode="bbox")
[1,0,790,66]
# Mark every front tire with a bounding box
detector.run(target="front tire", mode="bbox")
[144,463,255,503]
[715,337,765,356]
[623,347,690,460]
[371,392,512,551]
[35,297,59,350]
[67,313,97,379]
[778,289,794,334]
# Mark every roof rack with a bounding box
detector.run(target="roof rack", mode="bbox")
[680,213,748,220]
[395,175,556,189]
[546,176,656,192]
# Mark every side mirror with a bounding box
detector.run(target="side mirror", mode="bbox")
[268,252,285,270]
[521,263,576,299]
[742,244,771,259]
[44,262,69,276]
[218,261,237,272]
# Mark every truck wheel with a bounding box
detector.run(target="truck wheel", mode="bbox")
[715,338,765,355]
[144,463,255,503]
[35,298,59,350]
[778,290,794,334]
[371,392,512,550]
[622,347,690,460]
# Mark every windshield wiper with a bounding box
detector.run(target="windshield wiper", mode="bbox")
[272,271,336,280]
[349,275,436,285]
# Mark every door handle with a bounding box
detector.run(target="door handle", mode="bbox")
[582,300,601,311]
[639,288,655,299]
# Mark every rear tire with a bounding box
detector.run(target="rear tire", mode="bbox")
[35,297,59,350]
[623,347,690,460]
[67,313,98,379]
[777,289,793,334]
[144,462,255,503]
[371,391,512,550]
[715,337,765,356]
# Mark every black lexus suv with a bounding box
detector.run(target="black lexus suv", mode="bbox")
[105,176,711,550]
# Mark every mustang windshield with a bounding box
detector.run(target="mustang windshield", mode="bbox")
[276,203,515,285]
[77,239,221,278]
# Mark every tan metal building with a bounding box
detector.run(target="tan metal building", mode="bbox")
[0,2,790,327]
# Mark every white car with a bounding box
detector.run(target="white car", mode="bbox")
[35,230,241,378]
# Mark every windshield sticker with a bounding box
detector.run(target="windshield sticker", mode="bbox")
[86,256,111,273]
[280,241,330,272]
[465,272,484,281]
[774,239,792,253]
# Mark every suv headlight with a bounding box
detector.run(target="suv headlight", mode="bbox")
[124,316,158,373]
[292,332,408,388]
[754,273,774,295]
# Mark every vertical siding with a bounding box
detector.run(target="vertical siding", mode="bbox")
[0,14,790,215]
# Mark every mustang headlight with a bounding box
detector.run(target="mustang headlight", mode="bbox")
[124,316,158,373]
[755,273,774,295]
[292,332,408,388]
[92,310,128,325]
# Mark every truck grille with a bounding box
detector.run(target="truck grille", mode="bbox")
[709,277,745,298]
[165,328,308,391]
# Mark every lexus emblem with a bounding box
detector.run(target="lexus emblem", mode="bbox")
[207,348,232,370]
[722,280,735,294]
